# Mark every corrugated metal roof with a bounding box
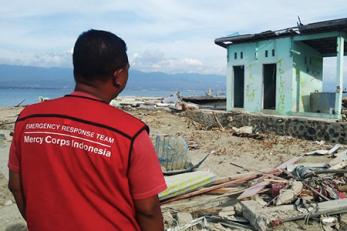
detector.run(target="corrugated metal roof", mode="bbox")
[215,18,347,48]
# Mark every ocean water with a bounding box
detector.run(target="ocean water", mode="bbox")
[0,87,208,107]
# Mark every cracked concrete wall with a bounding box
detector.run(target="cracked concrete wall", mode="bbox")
[226,38,293,115]
[185,110,347,144]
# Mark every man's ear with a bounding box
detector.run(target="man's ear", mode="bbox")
[112,69,122,88]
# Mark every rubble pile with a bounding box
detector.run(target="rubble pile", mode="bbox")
[161,143,347,230]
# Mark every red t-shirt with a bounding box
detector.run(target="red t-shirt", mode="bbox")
[8,92,167,230]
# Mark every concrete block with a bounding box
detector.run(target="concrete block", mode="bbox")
[241,200,298,231]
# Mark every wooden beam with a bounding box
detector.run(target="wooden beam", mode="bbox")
[161,194,232,213]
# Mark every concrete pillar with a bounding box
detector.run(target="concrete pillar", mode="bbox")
[335,36,345,119]
[226,62,233,111]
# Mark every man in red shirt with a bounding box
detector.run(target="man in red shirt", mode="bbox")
[8,29,167,230]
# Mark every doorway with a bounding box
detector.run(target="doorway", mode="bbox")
[233,66,244,108]
[263,64,276,110]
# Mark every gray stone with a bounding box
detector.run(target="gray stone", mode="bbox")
[176,212,193,225]
[162,210,176,227]
[218,206,235,219]
[4,200,13,206]
[234,202,243,216]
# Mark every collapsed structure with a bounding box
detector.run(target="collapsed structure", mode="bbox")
[215,18,347,120]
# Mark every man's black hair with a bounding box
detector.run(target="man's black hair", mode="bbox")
[73,29,128,83]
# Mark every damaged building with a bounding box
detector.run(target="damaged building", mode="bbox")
[215,18,347,120]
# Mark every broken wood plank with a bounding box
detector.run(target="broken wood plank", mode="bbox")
[329,149,347,166]
[14,99,25,107]
[329,160,347,170]
[211,169,279,186]
[161,194,233,213]
[212,112,225,131]
[305,144,342,156]
[276,156,302,170]
[314,169,347,174]
[328,144,342,155]
[237,181,269,200]
[162,174,257,204]
[0,121,16,126]
[238,157,301,200]
[237,173,284,200]
[206,187,243,195]
[263,178,288,184]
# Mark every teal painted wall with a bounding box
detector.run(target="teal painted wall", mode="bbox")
[226,37,293,114]
[292,41,323,112]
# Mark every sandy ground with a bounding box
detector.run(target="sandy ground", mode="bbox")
[0,105,333,230]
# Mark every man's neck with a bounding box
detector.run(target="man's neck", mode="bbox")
[74,83,112,103]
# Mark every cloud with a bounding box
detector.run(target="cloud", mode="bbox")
[130,50,212,74]
[0,0,346,75]
[0,48,72,67]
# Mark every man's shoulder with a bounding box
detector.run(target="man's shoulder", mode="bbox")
[17,97,65,119]
[112,108,145,124]
[107,107,149,134]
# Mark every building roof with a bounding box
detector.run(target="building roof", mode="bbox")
[215,18,347,49]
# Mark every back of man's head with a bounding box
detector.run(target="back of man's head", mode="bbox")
[73,29,128,83]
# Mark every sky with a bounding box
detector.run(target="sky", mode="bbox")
[0,0,346,76]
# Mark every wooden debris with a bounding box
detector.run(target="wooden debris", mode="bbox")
[14,99,25,107]
[161,194,233,213]
[206,187,242,195]
[187,140,199,150]
[238,157,301,200]
[329,150,347,166]
[162,174,256,204]
[0,121,16,126]
[305,144,342,156]
[329,161,347,170]
[210,171,274,186]
[276,156,303,170]
[238,182,269,200]
[212,112,225,131]
[228,161,251,172]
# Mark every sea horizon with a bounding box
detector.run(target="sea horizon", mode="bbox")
[0,86,224,107]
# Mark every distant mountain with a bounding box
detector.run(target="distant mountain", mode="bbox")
[0,64,225,93]
[0,65,73,89]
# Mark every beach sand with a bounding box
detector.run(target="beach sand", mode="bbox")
[0,105,331,230]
